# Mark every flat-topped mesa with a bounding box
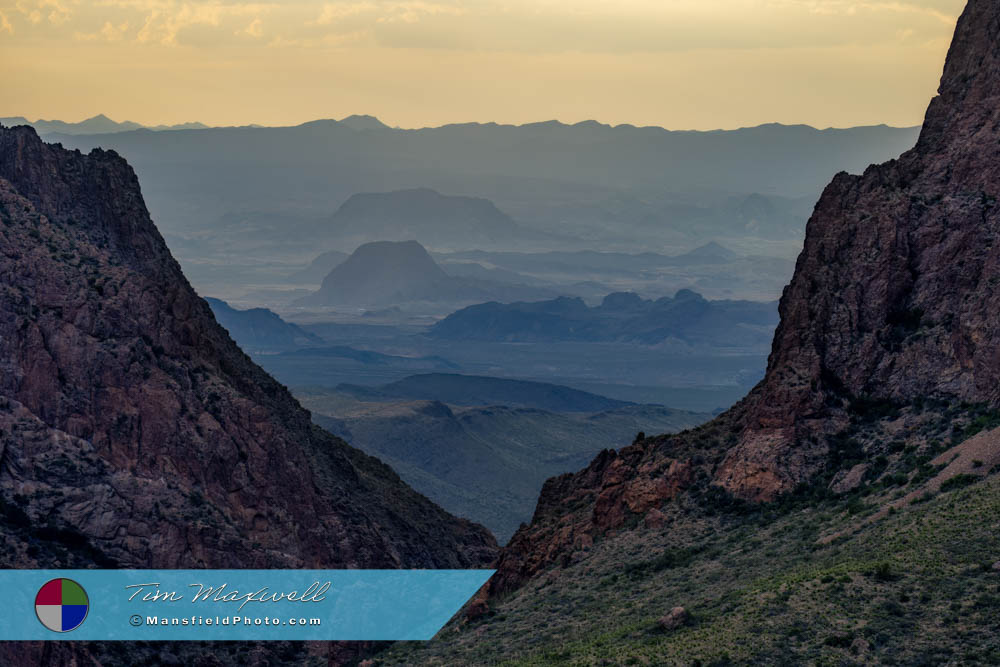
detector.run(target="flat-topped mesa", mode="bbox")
[718,0,1000,500]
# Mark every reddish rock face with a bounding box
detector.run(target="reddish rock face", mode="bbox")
[723,0,1000,501]
[486,0,1000,599]
[486,443,696,596]
[0,126,497,572]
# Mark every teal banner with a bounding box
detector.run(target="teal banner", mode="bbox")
[2,569,494,640]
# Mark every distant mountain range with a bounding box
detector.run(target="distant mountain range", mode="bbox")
[428,242,797,302]
[437,242,746,274]
[300,388,708,543]
[430,289,778,346]
[278,346,458,371]
[336,373,635,413]
[668,240,738,264]
[204,297,322,352]
[1,114,207,135]
[37,118,921,273]
[39,116,919,201]
[295,240,559,308]
[321,188,533,250]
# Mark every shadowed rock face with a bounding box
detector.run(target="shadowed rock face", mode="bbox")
[721,0,1000,501]
[0,126,496,574]
[486,0,1000,597]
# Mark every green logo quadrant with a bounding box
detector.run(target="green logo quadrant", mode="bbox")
[35,578,89,632]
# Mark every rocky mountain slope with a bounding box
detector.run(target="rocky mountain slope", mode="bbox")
[380,1,1000,663]
[0,125,496,661]
[719,0,1000,503]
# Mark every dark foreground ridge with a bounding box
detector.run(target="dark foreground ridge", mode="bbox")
[0,125,497,664]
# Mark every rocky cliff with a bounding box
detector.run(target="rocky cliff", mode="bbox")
[0,125,495,572]
[485,0,1000,597]
[719,0,1000,501]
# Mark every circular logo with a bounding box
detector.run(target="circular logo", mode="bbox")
[35,578,89,633]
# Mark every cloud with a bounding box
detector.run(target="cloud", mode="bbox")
[1,0,964,54]
[0,11,12,34]
[238,16,263,37]
[308,1,462,29]
[75,20,130,41]
[15,0,72,25]
[375,1,466,25]
[128,2,275,46]
[766,0,959,24]
[309,2,376,26]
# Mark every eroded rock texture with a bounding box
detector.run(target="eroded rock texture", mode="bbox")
[722,0,1000,500]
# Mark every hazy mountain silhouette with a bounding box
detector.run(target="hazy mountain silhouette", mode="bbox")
[204,297,322,352]
[295,240,560,308]
[1,114,207,135]
[669,241,739,265]
[286,249,349,283]
[336,373,636,413]
[431,289,778,347]
[323,188,524,250]
[43,120,920,261]
[338,114,391,131]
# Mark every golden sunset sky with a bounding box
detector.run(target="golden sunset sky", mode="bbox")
[0,0,966,129]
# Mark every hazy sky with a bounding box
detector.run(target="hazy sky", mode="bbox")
[0,0,966,129]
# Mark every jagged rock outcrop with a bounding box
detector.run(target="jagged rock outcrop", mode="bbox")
[0,125,497,575]
[487,436,704,597]
[484,0,1000,598]
[719,0,1000,500]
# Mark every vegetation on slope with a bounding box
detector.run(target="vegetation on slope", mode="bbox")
[379,401,1000,666]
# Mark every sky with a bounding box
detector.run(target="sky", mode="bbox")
[0,0,967,130]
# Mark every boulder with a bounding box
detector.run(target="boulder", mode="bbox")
[657,606,689,631]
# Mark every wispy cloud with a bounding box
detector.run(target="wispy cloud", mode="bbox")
[309,2,376,26]
[129,2,274,45]
[14,0,72,25]
[75,20,129,41]
[0,0,963,131]
[768,0,958,24]
[1,0,964,53]
[238,16,263,37]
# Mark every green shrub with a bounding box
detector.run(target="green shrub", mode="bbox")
[940,474,979,492]
[872,561,897,582]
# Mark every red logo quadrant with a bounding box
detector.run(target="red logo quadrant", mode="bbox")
[35,578,89,632]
